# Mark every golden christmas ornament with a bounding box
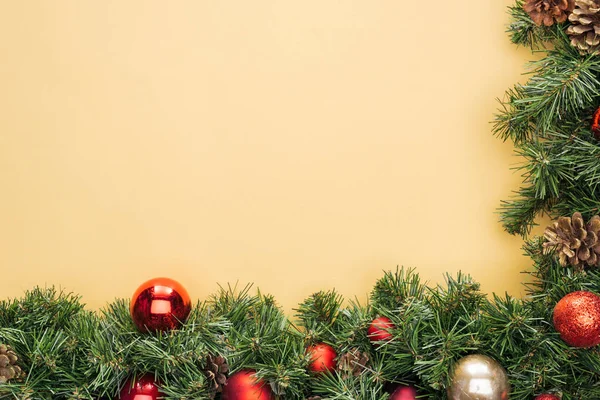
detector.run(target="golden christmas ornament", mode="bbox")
[447,354,510,400]
[567,0,600,54]
[543,212,600,269]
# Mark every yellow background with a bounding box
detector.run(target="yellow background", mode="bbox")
[1,1,536,311]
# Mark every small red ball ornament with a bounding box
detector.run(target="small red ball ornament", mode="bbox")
[221,369,274,400]
[592,106,600,140]
[130,277,192,333]
[368,316,395,343]
[119,375,162,400]
[552,290,600,348]
[389,384,417,400]
[534,394,561,400]
[307,343,337,373]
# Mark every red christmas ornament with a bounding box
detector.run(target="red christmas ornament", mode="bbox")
[534,394,561,400]
[221,369,274,400]
[130,277,192,333]
[390,384,417,400]
[306,343,337,373]
[553,290,600,348]
[367,316,395,343]
[119,375,162,400]
[592,106,600,140]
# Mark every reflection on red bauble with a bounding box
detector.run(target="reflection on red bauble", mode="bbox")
[130,277,192,332]
[534,394,560,400]
[119,375,162,400]
[552,291,600,348]
[307,343,337,373]
[390,385,417,400]
[368,316,395,343]
[222,369,274,400]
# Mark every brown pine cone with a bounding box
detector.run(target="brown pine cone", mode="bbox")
[567,0,600,54]
[544,212,600,269]
[0,344,24,383]
[524,0,575,26]
[306,396,323,400]
[337,348,369,379]
[203,355,229,398]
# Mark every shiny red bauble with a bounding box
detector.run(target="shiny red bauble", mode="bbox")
[307,343,337,373]
[368,316,395,343]
[389,385,417,400]
[119,375,162,400]
[552,290,600,348]
[221,369,274,400]
[534,394,560,400]
[130,277,192,332]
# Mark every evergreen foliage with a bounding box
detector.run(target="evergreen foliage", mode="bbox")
[2,261,598,399]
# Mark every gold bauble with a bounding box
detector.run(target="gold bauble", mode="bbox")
[447,354,510,400]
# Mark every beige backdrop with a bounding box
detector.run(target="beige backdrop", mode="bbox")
[0,1,535,311]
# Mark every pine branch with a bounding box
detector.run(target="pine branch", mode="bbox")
[494,38,600,144]
[499,131,600,235]
[507,0,562,48]
[295,290,344,345]
[370,267,426,311]
[310,371,388,400]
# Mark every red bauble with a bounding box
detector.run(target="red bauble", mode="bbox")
[534,394,560,400]
[307,343,337,373]
[221,369,274,400]
[130,277,192,332]
[552,290,600,348]
[390,385,417,400]
[119,375,162,400]
[592,106,600,140]
[368,316,395,343]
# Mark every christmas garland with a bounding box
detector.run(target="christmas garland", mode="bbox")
[3,1,600,399]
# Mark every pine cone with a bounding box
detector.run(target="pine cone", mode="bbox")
[524,0,575,26]
[567,0,600,54]
[544,212,600,269]
[203,355,229,398]
[0,344,24,383]
[336,348,369,379]
[306,396,323,400]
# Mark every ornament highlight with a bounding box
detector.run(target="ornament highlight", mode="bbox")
[221,369,274,400]
[553,290,600,348]
[447,354,510,400]
[307,343,337,373]
[367,316,394,343]
[119,375,162,400]
[130,277,192,332]
[390,384,417,400]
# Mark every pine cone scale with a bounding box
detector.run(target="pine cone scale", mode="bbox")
[525,0,575,26]
[0,344,24,383]
[337,348,369,379]
[567,0,600,54]
[203,355,229,399]
[544,212,600,269]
